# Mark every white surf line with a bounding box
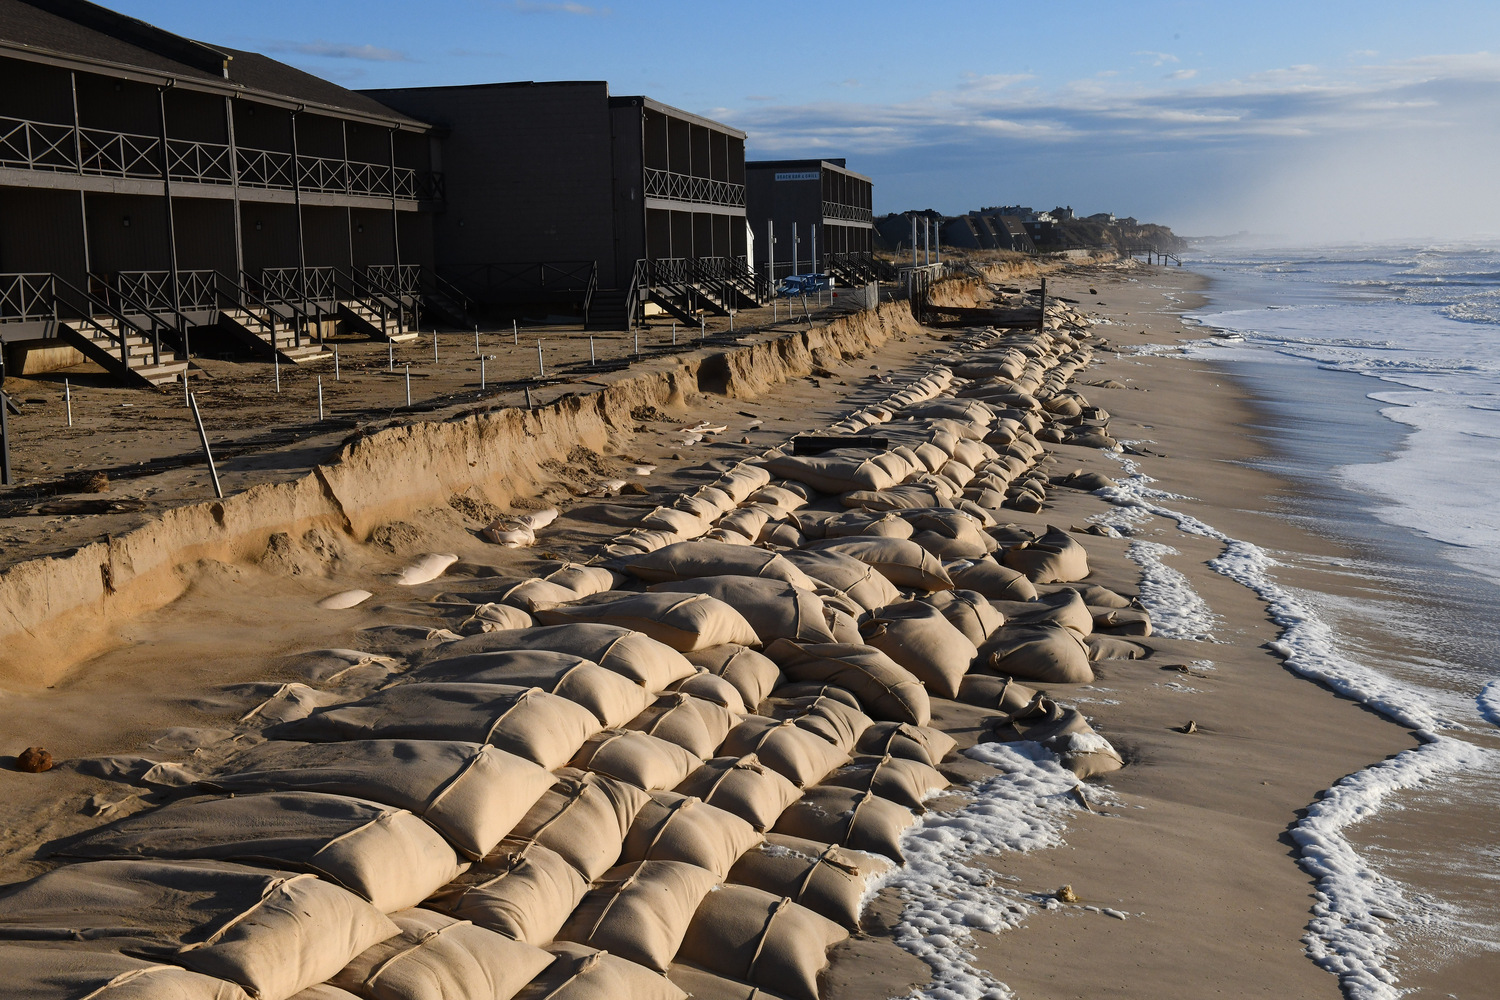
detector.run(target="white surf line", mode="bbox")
[1125,539,1221,641]
[877,742,1088,1000]
[1478,681,1500,729]
[1094,450,1484,999]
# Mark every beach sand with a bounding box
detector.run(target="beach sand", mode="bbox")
[0,258,1454,998]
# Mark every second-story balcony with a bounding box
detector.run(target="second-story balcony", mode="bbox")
[643,166,745,209]
[822,200,874,225]
[0,114,441,201]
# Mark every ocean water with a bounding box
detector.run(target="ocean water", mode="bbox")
[1172,244,1500,997]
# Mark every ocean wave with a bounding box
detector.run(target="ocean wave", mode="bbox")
[1478,682,1500,728]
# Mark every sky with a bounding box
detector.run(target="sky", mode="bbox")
[103,0,1500,241]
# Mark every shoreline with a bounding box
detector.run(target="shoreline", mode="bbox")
[0,258,1478,998]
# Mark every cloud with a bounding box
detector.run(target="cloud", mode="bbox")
[744,95,777,102]
[507,0,609,14]
[269,40,410,62]
[1166,69,1198,80]
[1135,51,1180,67]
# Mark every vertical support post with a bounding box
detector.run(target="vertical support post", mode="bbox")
[289,108,306,350]
[672,321,677,344]
[405,363,411,407]
[474,325,479,358]
[273,350,280,393]
[334,346,340,381]
[792,222,798,278]
[388,340,394,372]
[157,86,185,358]
[911,216,918,267]
[924,218,930,266]
[634,330,639,356]
[767,219,774,303]
[388,128,404,336]
[184,369,189,408]
[71,73,93,287]
[317,375,324,420]
[433,330,438,363]
[0,390,11,486]
[225,95,244,277]
[188,392,221,498]
[1039,276,1047,332]
[65,379,73,427]
[590,336,596,365]
[811,224,817,281]
[700,316,705,341]
[525,385,533,410]
[480,357,486,389]
[512,319,518,345]
[536,340,545,378]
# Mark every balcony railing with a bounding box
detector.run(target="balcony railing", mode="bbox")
[0,114,440,200]
[822,200,874,224]
[113,269,218,312]
[643,167,745,208]
[260,266,337,304]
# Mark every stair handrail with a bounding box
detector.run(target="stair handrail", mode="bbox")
[242,270,316,349]
[92,271,193,357]
[50,273,162,369]
[580,261,598,325]
[332,266,396,337]
[211,271,282,346]
[625,258,647,330]
[423,269,477,318]
[358,264,420,331]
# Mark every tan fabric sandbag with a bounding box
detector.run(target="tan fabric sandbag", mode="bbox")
[918,589,1007,647]
[807,536,952,592]
[620,790,763,879]
[650,576,833,646]
[199,740,554,861]
[1086,634,1150,660]
[666,669,749,715]
[412,649,653,728]
[854,722,957,768]
[516,942,685,1000]
[988,696,1124,779]
[60,791,464,914]
[424,838,587,945]
[627,692,738,759]
[727,833,893,932]
[0,860,398,1000]
[947,556,1038,601]
[536,592,760,652]
[781,550,901,612]
[989,589,1094,636]
[275,683,603,772]
[857,603,977,701]
[765,639,931,726]
[764,695,874,754]
[665,965,785,1000]
[510,768,652,880]
[772,787,916,864]
[821,754,950,813]
[956,673,1040,714]
[0,942,252,1000]
[677,885,848,1000]
[820,510,914,540]
[424,624,697,691]
[620,541,818,590]
[685,644,784,710]
[674,754,802,832]
[556,860,721,973]
[760,448,903,495]
[570,729,704,791]
[1001,525,1090,583]
[977,623,1094,684]
[718,716,851,788]
[330,908,552,1000]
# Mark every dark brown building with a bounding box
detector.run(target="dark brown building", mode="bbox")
[364,81,763,329]
[745,158,876,286]
[0,0,441,384]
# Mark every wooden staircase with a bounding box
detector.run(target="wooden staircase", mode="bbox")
[219,308,330,364]
[58,316,188,387]
[339,299,417,342]
[584,288,629,330]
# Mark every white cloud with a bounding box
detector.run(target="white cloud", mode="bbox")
[1135,50,1180,67]
[508,0,609,15]
[269,40,409,62]
[1166,69,1198,80]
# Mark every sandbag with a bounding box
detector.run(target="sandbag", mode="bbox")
[665,965,784,1000]
[667,669,749,715]
[557,861,720,973]
[712,506,774,542]
[570,729,703,791]
[684,644,784,708]
[719,714,852,788]
[330,908,552,1000]
[857,604,977,701]
[0,860,398,1000]
[621,790,763,879]
[745,485,809,513]
[412,651,653,728]
[820,510,914,540]
[516,942,685,1000]
[423,624,696,691]
[621,542,818,590]
[678,885,847,1000]
[200,740,554,861]
[727,834,892,932]
[977,623,1094,684]
[990,589,1093,636]
[1092,607,1153,636]
[674,754,802,832]
[627,692,738,759]
[947,556,1038,601]
[1086,634,1150,660]
[536,593,760,652]
[956,673,1039,713]
[780,549,901,612]
[760,449,903,494]
[918,589,1007,646]
[275,684,603,771]
[855,722,956,767]
[425,838,587,945]
[61,792,464,914]
[1040,581,1132,609]
[807,536,952,591]
[764,695,874,754]
[772,787,916,863]
[510,769,652,880]
[821,754,949,812]
[899,510,993,560]
[0,942,251,1000]
[457,603,534,635]
[765,640,931,726]
[1001,525,1090,583]
[650,576,832,645]
[987,696,1124,778]
[544,563,622,596]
